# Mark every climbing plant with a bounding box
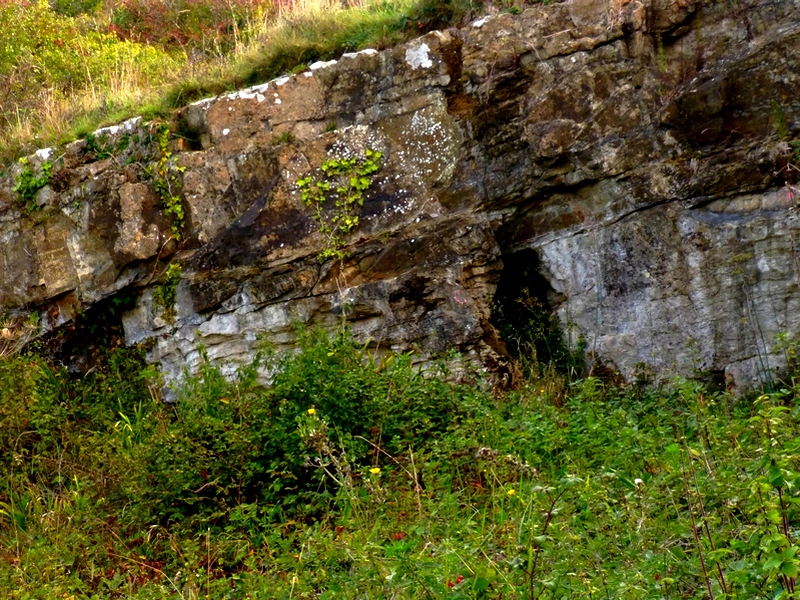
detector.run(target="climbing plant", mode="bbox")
[152,262,182,324]
[148,123,185,240]
[297,148,382,262]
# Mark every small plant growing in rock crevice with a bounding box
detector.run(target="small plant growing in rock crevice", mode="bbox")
[152,262,182,324]
[271,131,295,145]
[297,148,382,262]
[147,123,186,240]
[13,157,53,212]
[83,132,113,160]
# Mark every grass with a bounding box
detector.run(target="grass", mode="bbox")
[0,0,486,166]
[1,324,800,598]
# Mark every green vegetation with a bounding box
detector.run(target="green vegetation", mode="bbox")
[0,0,180,162]
[83,132,120,161]
[297,148,383,261]
[271,131,296,146]
[0,0,505,166]
[3,0,793,597]
[1,325,800,598]
[12,158,53,213]
[152,262,183,323]
[147,124,186,240]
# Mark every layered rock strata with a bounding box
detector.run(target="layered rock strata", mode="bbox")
[1,0,800,386]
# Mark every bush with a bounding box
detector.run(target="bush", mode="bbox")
[0,0,178,138]
[110,0,264,51]
[3,324,800,598]
[128,328,484,529]
[50,0,103,16]
[0,348,152,491]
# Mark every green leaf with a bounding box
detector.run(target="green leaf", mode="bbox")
[769,466,785,488]
[473,577,490,592]
[763,554,784,571]
[665,443,681,461]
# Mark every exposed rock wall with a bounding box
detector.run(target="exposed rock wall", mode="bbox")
[2,0,800,386]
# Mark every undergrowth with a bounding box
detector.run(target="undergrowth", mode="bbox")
[1,327,800,598]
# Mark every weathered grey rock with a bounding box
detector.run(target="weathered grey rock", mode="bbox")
[2,0,800,387]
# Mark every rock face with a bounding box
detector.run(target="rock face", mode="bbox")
[2,0,800,386]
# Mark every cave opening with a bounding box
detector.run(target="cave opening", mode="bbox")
[36,287,141,375]
[491,248,582,376]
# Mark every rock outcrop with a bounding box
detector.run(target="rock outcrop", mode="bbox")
[2,0,800,386]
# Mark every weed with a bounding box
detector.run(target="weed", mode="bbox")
[791,140,800,164]
[84,132,113,160]
[271,130,295,145]
[13,157,53,212]
[1,327,800,597]
[152,262,182,324]
[297,147,382,261]
[656,32,667,72]
[775,101,790,140]
[147,122,186,239]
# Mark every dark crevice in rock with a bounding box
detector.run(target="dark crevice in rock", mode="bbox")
[653,5,699,39]
[490,248,573,374]
[36,287,140,375]
[175,111,204,152]
[605,195,673,228]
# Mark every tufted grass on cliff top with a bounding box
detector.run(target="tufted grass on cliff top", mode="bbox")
[0,0,487,166]
[164,0,431,107]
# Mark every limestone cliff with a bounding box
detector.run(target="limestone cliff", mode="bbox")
[2,0,800,386]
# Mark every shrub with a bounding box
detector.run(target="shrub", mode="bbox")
[110,0,264,51]
[0,347,151,495]
[0,0,178,141]
[50,0,103,16]
[126,328,483,530]
[3,323,800,598]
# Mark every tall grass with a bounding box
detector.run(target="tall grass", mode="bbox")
[1,326,800,598]
[0,0,483,165]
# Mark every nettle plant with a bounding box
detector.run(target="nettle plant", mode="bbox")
[297,148,382,262]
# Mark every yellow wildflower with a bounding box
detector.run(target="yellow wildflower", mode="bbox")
[370,467,381,475]
[507,489,516,496]
[307,407,316,415]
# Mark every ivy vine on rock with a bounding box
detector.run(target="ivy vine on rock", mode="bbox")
[297,148,382,262]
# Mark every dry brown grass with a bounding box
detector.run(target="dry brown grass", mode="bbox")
[0,0,438,162]
[0,316,37,360]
